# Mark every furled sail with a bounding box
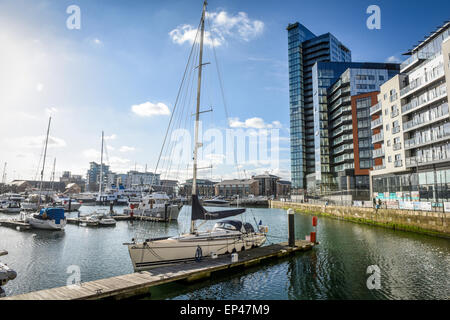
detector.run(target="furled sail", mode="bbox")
[191,195,245,221]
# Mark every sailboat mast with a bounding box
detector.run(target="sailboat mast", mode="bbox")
[50,158,56,191]
[99,131,104,196]
[38,117,52,207]
[191,0,207,233]
[1,162,6,185]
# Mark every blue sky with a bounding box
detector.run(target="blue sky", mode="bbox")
[1,0,449,183]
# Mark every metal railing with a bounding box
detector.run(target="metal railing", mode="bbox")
[370,102,382,115]
[372,132,384,143]
[371,117,383,129]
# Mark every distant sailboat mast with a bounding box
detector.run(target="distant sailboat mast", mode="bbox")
[99,131,104,198]
[191,0,207,234]
[38,117,52,208]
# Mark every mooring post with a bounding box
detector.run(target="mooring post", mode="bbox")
[288,208,295,247]
[68,199,72,212]
[109,201,114,214]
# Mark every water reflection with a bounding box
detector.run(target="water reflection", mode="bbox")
[0,206,449,299]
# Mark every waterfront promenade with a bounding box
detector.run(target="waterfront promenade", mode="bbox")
[270,200,450,238]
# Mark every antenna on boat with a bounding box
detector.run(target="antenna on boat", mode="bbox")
[191,0,207,234]
[38,116,52,208]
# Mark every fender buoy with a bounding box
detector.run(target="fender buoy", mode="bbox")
[195,246,202,262]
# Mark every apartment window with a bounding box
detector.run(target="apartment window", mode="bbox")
[394,137,400,144]
[388,156,392,163]
[384,108,389,116]
[386,123,390,131]
[379,75,385,81]
[387,140,391,146]
[384,93,387,100]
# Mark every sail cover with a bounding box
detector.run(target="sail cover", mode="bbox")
[191,195,245,221]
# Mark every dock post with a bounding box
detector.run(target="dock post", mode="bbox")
[288,208,295,247]
[68,199,72,212]
[109,201,114,215]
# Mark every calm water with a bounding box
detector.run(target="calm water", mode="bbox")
[0,206,449,299]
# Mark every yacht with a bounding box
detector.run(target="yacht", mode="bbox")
[125,1,267,271]
[0,200,21,213]
[123,192,181,221]
[25,207,66,230]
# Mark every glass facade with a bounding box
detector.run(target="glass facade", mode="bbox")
[287,23,351,193]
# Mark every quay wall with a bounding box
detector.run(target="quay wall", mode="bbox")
[270,201,450,238]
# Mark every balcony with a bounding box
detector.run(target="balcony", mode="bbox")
[333,143,354,155]
[373,164,386,170]
[390,109,399,118]
[400,66,445,98]
[393,143,402,151]
[401,85,447,115]
[394,160,403,168]
[373,147,385,158]
[400,52,436,73]
[402,103,449,133]
[390,93,398,102]
[371,117,383,129]
[406,152,450,167]
[392,126,401,134]
[404,129,450,150]
[372,132,384,143]
[370,102,382,115]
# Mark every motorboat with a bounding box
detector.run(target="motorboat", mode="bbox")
[90,209,117,226]
[123,192,181,221]
[24,207,66,231]
[79,215,100,227]
[0,200,21,214]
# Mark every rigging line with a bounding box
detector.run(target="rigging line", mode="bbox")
[207,17,243,181]
[145,17,202,195]
[159,43,199,187]
[158,28,200,185]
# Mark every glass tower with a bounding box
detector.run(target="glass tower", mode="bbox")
[287,22,351,193]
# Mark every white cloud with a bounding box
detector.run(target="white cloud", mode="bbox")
[228,117,282,129]
[82,148,100,159]
[386,55,402,63]
[131,101,170,117]
[119,146,135,153]
[104,134,117,140]
[13,135,66,149]
[169,10,264,47]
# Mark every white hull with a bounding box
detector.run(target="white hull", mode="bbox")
[127,232,266,271]
[25,216,66,230]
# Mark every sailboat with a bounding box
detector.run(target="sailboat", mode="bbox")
[24,117,67,231]
[125,1,267,271]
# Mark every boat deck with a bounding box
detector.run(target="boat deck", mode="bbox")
[2,240,314,300]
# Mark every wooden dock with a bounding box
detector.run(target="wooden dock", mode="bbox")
[0,219,31,230]
[1,240,314,300]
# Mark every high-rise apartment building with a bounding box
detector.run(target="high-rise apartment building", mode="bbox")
[371,22,450,203]
[311,64,399,194]
[287,22,351,194]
